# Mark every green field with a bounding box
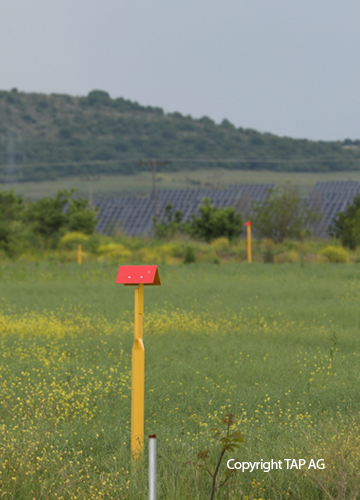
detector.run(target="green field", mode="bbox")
[8,168,360,200]
[0,262,360,499]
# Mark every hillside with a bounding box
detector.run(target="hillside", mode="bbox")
[1,88,360,182]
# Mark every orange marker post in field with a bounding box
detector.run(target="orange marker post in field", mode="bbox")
[244,221,252,263]
[116,265,161,458]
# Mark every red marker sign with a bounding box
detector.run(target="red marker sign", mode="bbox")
[116,265,161,286]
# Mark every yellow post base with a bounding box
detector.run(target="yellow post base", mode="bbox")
[78,244,82,265]
[247,225,252,263]
[131,284,144,458]
[131,338,145,457]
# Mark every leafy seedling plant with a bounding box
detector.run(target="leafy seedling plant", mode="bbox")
[188,414,244,500]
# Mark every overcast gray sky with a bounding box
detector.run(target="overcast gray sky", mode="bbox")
[1,0,360,141]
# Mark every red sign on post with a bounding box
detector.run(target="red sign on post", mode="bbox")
[115,265,161,286]
[115,265,162,458]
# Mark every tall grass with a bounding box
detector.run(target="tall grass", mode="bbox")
[0,263,359,498]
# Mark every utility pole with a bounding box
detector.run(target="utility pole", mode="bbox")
[80,176,101,206]
[6,127,17,187]
[139,159,168,224]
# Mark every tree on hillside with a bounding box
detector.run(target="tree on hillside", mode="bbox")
[330,194,360,249]
[251,185,321,243]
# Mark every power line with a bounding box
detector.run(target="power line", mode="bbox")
[1,156,360,171]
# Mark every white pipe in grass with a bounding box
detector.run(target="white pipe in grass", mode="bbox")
[149,435,157,500]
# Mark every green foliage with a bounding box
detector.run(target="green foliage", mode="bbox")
[0,190,24,253]
[96,242,131,260]
[25,190,69,242]
[188,198,243,242]
[153,202,185,239]
[189,414,244,500]
[59,231,89,250]
[321,245,349,263]
[67,198,98,235]
[252,185,321,243]
[0,189,23,221]
[183,246,196,264]
[85,89,112,106]
[0,89,359,182]
[330,194,360,249]
[0,188,98,254]
[24,190,97,245]
[263,248,275,263]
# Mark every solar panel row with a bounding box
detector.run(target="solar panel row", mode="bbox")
[94,184,274,236]
[309,181,360,237]
[93,182,360,238]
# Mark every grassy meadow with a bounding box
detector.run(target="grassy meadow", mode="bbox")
[10,168,360,199]
[0,262,360,499]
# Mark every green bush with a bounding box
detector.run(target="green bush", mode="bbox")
[210,236,230,252]
[188,198,243,242]
[263,248,274,263]
[154,202,185,239]
[183,246,196,264]
[321,245,349,263]
[330,194,360,249]
[252,185,321,243]
[24,190,98,248]
[59,232,89,250]
[96,242,131,261]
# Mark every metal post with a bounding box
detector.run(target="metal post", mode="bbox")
[149,435,157,500]
[131,284,145,457]
[138,160,169,225]
[247,225,252,263]
[151,161,158,224]
[80,176,100,207]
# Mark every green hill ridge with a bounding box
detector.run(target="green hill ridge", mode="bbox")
[1,88,360,182]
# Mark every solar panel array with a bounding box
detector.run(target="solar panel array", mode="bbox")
[93,181,360,238]
[309,181,360,237]
[94,184,274,236]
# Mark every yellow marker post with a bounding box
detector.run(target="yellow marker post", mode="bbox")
[78,244,82,265]
[245,221,252,263]
[132,283,145,457]
[115,265,161,458]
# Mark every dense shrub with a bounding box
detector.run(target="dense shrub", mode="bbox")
[183,246,196,264]
[0,189,98,255]
[330,194,360,249]
[154,203,185,239]
[252,185,321,243]
[321,245,349,263]
[59,231,89,250]
[24,190,97,247]
[210,237,230,252]
[188,198,243,242]
[96,243,131,261]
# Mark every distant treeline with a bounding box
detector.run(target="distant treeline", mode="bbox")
[1,88,360,182]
